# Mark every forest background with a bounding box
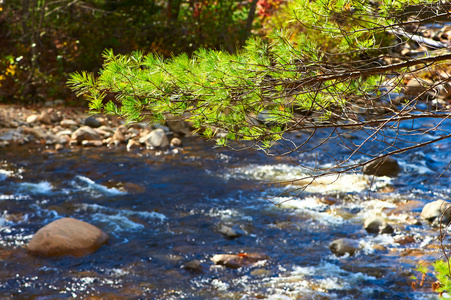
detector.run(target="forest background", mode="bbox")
[0,0,280,104]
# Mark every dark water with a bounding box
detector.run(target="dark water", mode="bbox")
[0,122,449,299]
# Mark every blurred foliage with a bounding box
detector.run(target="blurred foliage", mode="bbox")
[0,0,279,104]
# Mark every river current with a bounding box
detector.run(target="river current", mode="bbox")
[0,119,450,299]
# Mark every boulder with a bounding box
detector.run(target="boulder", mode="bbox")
[27,218,108,257]
[329,238,360,257]
[420,200,451,224]
[211,253,269,269]
[71,126,102,144]
[364,216,394,234]
[139,128,169,149]
[363,157,401,177]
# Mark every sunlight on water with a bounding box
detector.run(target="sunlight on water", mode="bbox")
[222,164,391,193]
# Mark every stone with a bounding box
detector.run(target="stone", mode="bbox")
[216,224,244,239]
[329,238,360,257]
[26,114,39,124]
[364,216,394,234]
[22,127,45,139]
[182,260,203,273]
[165,115,192,136]
[170,137,182,148]
[363,157,401,177]
[113,128,126,143]
[27,217,108,257]
[127,139,141,150]
[123,182,146,194]
[139,128,169,149]
[420,200,451,224]
[39,110,52,125]
[60,119,79,128]
[82,140,103,147]
[211,253,269,269]
[71,126,102,144]
[84,116,101,128]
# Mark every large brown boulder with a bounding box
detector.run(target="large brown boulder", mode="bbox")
[27,218,108,257]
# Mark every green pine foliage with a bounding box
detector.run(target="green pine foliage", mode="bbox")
[68,0,440,148]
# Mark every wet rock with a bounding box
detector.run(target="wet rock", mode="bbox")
[364,216,394,234]
[139,128,169,149]
[395,235,416,245]
[123,182,146,194]
[84,116,101,128]
[420,200,451,224]
[211,253,269,269]
[362,157,401,177]
[39,110,52,125]
[60,119,79,128]
[182,260,203,273]
[170,137,182,148]
[71,126,102,144]
[216,224,244,239]
[329,238,360,257]
[27,217,108,257]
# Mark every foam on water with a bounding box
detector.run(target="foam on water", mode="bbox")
[16,181,53,195]
[222,164,390,193]
[77,203,167,233]
[275,196,345,224]
[263,262,377,299]
[72,176,126,197]
[0,169,12,181]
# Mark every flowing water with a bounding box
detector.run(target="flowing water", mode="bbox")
[0,119,450,299]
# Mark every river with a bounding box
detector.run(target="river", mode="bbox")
[0,118,449,299]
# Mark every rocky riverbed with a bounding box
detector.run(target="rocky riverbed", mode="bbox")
[1,102,451,298]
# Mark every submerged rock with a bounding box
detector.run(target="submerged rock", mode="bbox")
[211,253,268,269]
[27,217,108,257]
[182,260,203,273]
[216,224,244,239]
[329,238,360,257]
[362,157,401,177]
[420,200,451,224]
[364,216,394,234]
